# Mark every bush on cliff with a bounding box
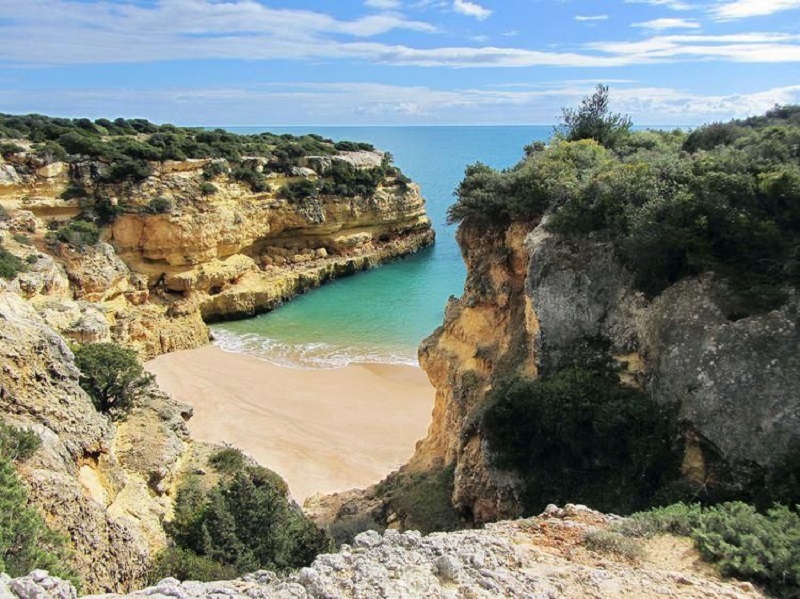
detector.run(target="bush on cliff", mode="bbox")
[73,342,153,418]
[52,219,100,248]
[618,502,800,597]
[449,99,800,315]
[159,449,332,580]
[483,367,683,515]
[556,84,632,149]
[0,421,78,585]
[0,244,25,279]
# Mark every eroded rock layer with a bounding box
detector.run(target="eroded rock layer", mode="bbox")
[2,505,763,599]
[0,150,433,359]
[412,217,800,524]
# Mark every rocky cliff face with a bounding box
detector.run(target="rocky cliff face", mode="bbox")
[0,287,193,592]
[0,505,764,599]
[0,147,433,592]
[0,150,433,358]
[413,216,800,524]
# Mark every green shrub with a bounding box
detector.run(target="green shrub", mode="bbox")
[0,245,24,279]
[199,182,217,196]
[334,141,375,152]
[100,157,152,184]
[54,219,100,248]
[33,141,68,163]
[619,502,800,597]
[146,196,173,214]
[483,368,683,515]
[73,342,152,417]
[0,142,24,158]
[0,423,77,585]
[378,466,461,535]
[61,182,88,200]
[0,421,41,462]
[279,179,318,202]
[148,546,238,584]
[167,463,332,575]
[202,161,228,180]
[556,84,632,149]
[450,102,800,316]
[230,165,267,192]
[208,447,247,475]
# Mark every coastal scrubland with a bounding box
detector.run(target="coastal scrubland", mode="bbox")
[1,94,800,596]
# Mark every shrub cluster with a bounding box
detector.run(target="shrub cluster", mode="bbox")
[0,421,77,585]
[375,466,461,535]
[73,342,153,418]
[52,219,100,248]
[449,101,800,315]
[318,162,387,198]
[156,447,332,581]
[0,244,25,279]
[482,367,683,515]
[618,502,800,597]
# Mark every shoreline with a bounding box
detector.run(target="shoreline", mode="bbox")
[145,345,434,503]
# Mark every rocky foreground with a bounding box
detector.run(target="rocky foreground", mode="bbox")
[1,506,762,599]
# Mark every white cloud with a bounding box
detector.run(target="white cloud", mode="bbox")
[365,0,403,8]
[711,0,800,20]
[632,18,701,29]
[1,0,800,69]
[452,0,492,20]
[2,81,798,126]
[575,15,609,22]
[623,0,696,10]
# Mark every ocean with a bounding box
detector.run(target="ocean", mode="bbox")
[211,126,553,368]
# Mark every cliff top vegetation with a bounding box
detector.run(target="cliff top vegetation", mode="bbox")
[0,113,373,164]
[449,93,800,316]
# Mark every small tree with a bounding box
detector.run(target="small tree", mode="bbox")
[73,343,152,416]
[558,84,632,148]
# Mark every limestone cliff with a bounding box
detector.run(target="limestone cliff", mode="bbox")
[0,135,432,593]
[411,216,800,524]
[1,505,764,599]
[0,146,433,358]
[0,287,192,592]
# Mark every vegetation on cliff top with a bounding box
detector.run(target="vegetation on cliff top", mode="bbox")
[617,502,800,597]
[450,93,800,316]
[0,113,369,165]
[152,447,332,583]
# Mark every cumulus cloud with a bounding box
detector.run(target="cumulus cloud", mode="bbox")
[711,0,800,20]
[1,0,800,68]
[452,0,492,20]
[575,15,609,21]
[632,18,701,29]
[623,0,696,10]
[2,81,798,126]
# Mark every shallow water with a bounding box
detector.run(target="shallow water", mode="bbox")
[212,126,552,368]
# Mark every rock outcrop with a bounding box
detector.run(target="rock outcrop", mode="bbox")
[409,216,800,524]
[0,288,192,592]
[0,148,433,359]
[1,506,764,599]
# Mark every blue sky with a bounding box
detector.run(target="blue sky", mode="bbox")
[1,0,799,126]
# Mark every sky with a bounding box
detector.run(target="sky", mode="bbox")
[1,0,799,126]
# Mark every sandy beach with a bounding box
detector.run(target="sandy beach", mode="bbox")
[145,345,435,503]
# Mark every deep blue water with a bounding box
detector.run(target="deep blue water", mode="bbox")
[211,126,552,367]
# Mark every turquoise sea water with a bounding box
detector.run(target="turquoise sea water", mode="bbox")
[211,126,552,368]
